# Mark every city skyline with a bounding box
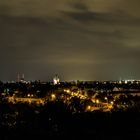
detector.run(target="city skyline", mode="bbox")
[1,0,140,81]
[0,72,139,83]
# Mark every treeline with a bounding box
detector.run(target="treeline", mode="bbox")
[0,99,139,140]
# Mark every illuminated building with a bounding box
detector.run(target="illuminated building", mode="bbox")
[53,74,60,85]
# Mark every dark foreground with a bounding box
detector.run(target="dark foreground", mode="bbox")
[0,101,140,140]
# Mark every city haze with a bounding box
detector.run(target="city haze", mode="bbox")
[1,0,140,81]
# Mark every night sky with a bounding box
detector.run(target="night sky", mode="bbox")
[1,0,140,81]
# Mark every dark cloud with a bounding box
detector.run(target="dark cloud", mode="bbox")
[71,1,88,11]
[62,9,140,27]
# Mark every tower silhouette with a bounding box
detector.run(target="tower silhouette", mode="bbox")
[16,73,25,82]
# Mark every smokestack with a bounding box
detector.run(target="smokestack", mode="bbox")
[21,73,24,80]
[17,73,20,82]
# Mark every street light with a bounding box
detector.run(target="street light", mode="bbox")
[51,94,56,101]
[111,101,114,105]
[27,94,30,97]
[105,97,108,100]
[86,105,91,111]
[96,99,99,104]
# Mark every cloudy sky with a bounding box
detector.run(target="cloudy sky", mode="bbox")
[1,0,140,81]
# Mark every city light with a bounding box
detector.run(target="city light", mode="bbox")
[51,94,56,100]
[1,0,140,137]
[86,105,91,111]
[96,99,99,104]
[111,101,114,105]
[2,79,140,113]
[27,94,30,97]
[64,89,70,93]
